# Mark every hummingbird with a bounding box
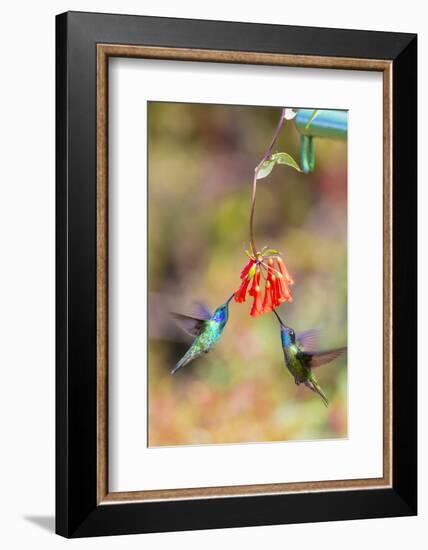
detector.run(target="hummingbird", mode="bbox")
[273,310,346,406]
[170,295,234,375]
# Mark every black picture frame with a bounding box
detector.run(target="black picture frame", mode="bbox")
[56,10,417,538]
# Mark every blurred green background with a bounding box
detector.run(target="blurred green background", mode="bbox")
[147,102,347,447]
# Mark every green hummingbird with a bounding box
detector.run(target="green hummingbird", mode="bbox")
[171,295,234,375]
[273,310,346,406]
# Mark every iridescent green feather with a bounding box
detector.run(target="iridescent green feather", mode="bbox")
[171,299,231,375]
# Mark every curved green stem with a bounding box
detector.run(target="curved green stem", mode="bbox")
[249,108,286,255]
[249,171,259,255]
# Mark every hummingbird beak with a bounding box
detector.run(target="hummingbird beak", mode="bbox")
[273,308,285,327]
[226,293,235,306]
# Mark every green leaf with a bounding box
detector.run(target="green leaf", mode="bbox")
[264,248,281,256]
[271,152,301,172]
[256,152,301,180]
[305,109,319,129]
[256,159,276,179]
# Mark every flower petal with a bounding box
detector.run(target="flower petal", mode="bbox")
[283,108,297,120]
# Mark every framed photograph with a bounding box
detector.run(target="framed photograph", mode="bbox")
[56,11,417,538]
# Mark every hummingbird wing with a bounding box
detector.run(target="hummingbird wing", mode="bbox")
[298,347,347,368]
[192,302,212,320]
[171,313,208,338]
[296,329,321,352]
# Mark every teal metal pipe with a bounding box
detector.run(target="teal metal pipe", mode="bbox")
[294,109,348,139]
[295,109,348,173]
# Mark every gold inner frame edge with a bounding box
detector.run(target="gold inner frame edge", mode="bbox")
[96,44,393,505]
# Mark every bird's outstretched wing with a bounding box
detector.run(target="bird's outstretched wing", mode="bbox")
[298,347,346,368]
[171,313,208,338]
[297,329,321,352]
[192,302,212,320]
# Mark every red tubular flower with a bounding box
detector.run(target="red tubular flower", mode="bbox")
[234,277,251,303]
[240,259,255,280]
[277,256,294,285]
[234,264,259,303]
[269,257,293,305]
[248,270,260,297]
[273,275,286,305]
[250,283,263,317]
[234,251,294,315]
[276,274,292,303]
[270,275,278,306]
[262,280,274,313]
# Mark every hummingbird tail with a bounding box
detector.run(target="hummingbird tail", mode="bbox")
[306,378,329,407]
[170,351,194,375]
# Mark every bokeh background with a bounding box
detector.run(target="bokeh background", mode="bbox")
[147,102,347,447]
